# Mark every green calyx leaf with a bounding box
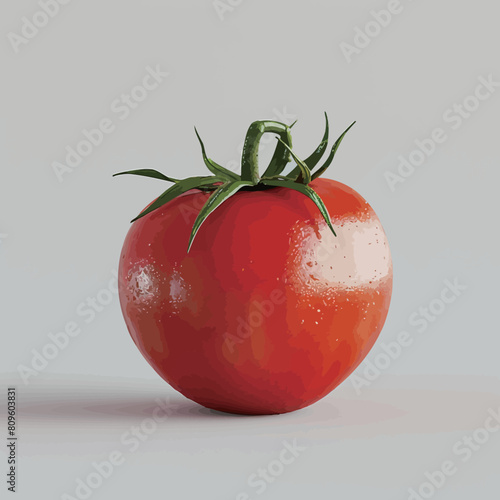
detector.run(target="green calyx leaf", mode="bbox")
[131,176,224,222]
[261,179,336,236]
[113,169,179,183]
[276,138,311,184]
[194,128,240,182]
[187,180,254,252]
[287,112,330,180]
[311,120,356,180]
[114,113,355,250]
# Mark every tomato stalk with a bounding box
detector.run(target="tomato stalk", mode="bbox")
[114,113,356,251]
[240,121,293,185]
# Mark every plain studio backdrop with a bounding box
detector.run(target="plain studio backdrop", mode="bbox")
[0,1,499,499]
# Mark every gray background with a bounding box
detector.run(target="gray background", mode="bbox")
[1,1,499,499]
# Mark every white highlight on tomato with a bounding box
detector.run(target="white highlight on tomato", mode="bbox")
[292,217,392,290]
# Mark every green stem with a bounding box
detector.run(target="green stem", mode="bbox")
[240,121,293,184]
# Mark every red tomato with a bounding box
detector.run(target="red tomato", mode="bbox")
[118,178,392,414]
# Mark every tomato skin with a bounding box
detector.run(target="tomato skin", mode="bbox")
[118,178,392,415]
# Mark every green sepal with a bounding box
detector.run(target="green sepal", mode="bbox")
[194,128,240,181]
[116,115,357,250]
[113,169,178,183]
[311,121,356,180]
[131,176,223,222]
[276,138,311,184]
[287,112,329,180]
[187,180,254,252]
[262,139,291,179]
[262,121,297,179]
[260,175,290,182]
[261,179,336,236]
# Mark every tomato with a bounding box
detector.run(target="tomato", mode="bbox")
[116,116,392,415]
